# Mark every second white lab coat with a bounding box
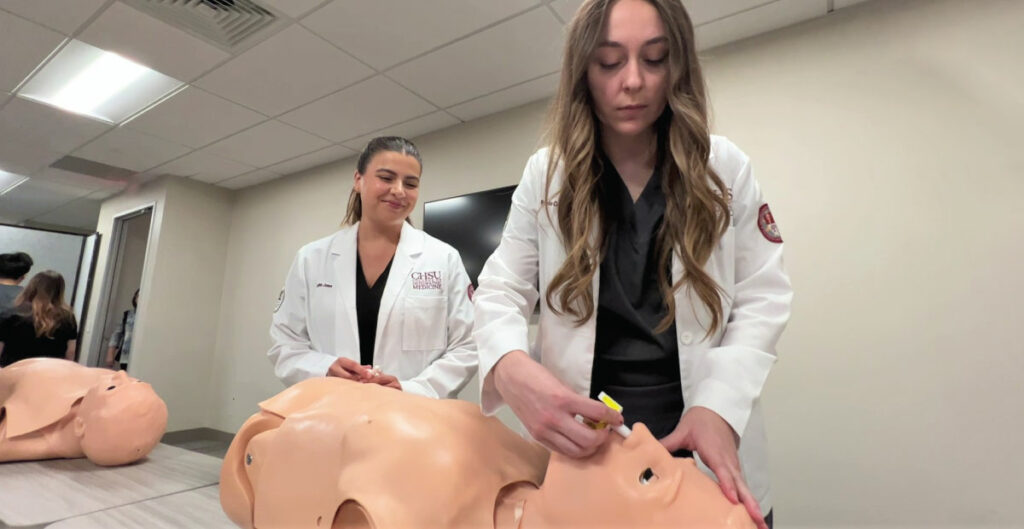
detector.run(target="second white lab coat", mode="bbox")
[269,222,478,398]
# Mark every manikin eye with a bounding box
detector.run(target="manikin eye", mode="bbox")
[639,467,657,485]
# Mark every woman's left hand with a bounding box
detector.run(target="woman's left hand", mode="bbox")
[659,406,768,529]
[364,372,401,390]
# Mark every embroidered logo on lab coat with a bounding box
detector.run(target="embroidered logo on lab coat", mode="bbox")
[274,289,285,313]
[411,271,442,290]
[758,204,783,243]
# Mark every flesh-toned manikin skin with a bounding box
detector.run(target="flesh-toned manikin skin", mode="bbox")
[0,357,168,466]
[495,423,754,529]
[221,377,753,529]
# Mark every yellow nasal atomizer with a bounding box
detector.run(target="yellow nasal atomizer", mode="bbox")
[576,391,632,438]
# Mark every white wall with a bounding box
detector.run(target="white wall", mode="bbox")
[197,0,1024,526]
[88,177,233,431]
[700,0,1024,526]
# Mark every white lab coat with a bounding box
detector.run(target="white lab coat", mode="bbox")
[473,135,792,514]
[269,222,478,399]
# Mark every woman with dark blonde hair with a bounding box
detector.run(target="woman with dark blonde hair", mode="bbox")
[473,1,791,527]
[0,270,78,367]
[269,136,478,399]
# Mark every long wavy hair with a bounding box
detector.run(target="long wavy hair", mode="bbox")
[543,0,731,336]
[13,270,75,339]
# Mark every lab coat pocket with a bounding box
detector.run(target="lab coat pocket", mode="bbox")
[402,296,447,351]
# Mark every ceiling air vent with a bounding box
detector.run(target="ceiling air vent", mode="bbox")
[123,0,280,51]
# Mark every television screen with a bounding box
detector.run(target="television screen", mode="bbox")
[423,185,516,288]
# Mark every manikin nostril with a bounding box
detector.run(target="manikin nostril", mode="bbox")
[639,467,657,484]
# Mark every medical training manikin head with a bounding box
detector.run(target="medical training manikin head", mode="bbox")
[75,370,168,466]
[517,422,753,528]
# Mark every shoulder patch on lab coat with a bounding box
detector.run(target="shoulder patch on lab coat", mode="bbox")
[274,288,285,313]
[757,204,783,243]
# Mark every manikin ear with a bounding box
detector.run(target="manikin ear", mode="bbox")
[73,416,86,438]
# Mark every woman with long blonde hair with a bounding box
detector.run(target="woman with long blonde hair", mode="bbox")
[473,1,791,527]
[0,270,78,366]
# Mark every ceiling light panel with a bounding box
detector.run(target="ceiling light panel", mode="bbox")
[17,39,184,124]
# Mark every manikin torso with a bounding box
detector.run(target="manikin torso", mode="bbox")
[0,357,167,466]
[221,378,753,529]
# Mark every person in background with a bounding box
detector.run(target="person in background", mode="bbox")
[0,252,33,312]
[0,270,78,367]
[269,136,477,398]
[105,289,139,371]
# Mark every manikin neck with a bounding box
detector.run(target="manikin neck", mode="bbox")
[0,278,19,286]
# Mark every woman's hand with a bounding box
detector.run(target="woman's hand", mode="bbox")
[493,350,622,458]
[660,406,768,529]
[364,372,401,390]
[326,357,371,381]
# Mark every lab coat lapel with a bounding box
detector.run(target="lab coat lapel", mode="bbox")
[375,222,422,354]
[331,225,360,356]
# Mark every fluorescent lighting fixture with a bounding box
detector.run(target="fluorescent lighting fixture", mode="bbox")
[17,40,184,124]
[0,171,29,196]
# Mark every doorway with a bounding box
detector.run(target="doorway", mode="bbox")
[85,206,152,369]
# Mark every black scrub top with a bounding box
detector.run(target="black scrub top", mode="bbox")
[591,155,689,453]
[355,251,394,367]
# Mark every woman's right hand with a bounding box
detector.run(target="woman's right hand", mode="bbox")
[493,350,623,458]
[326,357,371,381]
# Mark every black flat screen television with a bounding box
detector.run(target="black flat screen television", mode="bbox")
[423,185,517,288]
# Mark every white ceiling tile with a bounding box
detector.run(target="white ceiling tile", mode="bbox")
[695,0,829,51]
[78,2,230,81]
[548,0,581,23]
[0,138,63,175]
[834,0,874,8]
[195,25,374,116]
[342,111,460,151]
[388,8,563,108]
[447,72,558,122]
[22,176,93,199]
[0,10,64,93]
[303,0,541,70]
[267,145,357,176]
[0,97,111,153]
[32,166,126,193]
[217,168,283,190]
[0,178,82,218]
[684,0,779,26]
[259,0,325,19]
[549,0,778,27]
[74,128,191,173]
[148,149,255,184]
[85,187,121,200]
[204,120,332,168]
[0,0,108,35]
[28,196,101,231]
[280,76,436,142]
[124,87,267,148]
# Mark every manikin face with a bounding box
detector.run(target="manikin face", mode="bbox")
[353,151,421,229]
[587,0,670,141]
[76,371,168,466]
[526,423,754,528]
